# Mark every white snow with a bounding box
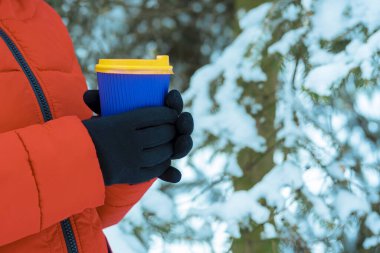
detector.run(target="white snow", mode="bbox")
[356,91,380,119]
[326,164,346,181]
[140,190,175,223]
[241,65,267,82]
[311,0,348,40]
[303,168,329,195]
[239,3,272,30]
[363,236,380,250]
[366,212,380,235]
[261,223,277,239]
[302,3,380,96]
[301,0,312,11]
[177,0,380,251]
[251,161,303,208]
[282,4,300,22]
[184,3,273,153]
[334,190,370,221]
[304,62,351,96]
[104,226,145,253]
[268,28,306,55]
[102,0,380,251]
[349,0,380,33]
[190,148,232,177]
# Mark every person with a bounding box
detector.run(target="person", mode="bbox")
[0,0,193,252]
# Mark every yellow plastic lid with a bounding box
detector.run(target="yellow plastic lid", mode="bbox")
[95,55,174,74]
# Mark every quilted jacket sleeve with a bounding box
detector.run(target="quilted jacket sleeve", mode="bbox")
[97,179,156,228]
[0,116,105,246]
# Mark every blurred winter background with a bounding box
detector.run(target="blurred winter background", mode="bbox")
[47,0,380,252]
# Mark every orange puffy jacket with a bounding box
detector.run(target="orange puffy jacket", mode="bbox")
[0,0,155,252]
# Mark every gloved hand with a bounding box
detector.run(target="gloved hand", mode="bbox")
[82,90,193,185]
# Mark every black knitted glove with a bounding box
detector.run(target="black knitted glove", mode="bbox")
[83,90,193,185]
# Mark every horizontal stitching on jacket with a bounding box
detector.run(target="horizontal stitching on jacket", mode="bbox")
[0,69,21,73]
[37,68,73,74]
[103,201,135,208]
[104,195,141,208]
[15,131,43,231]
[36,53,75,74]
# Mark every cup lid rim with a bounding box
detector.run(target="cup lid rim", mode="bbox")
[95,55,174,74]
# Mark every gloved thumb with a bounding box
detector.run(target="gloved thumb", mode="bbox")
[83,90,101,115]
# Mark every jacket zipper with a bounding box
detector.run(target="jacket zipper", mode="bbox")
[0,28,79,253]
[61,219,80,253]
[0,28,52,122]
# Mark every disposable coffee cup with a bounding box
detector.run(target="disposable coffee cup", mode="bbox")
[95,55,174,116]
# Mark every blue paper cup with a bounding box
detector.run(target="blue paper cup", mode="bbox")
[95,56,174,116]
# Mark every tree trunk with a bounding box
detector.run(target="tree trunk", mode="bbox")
[231,0,280,252]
